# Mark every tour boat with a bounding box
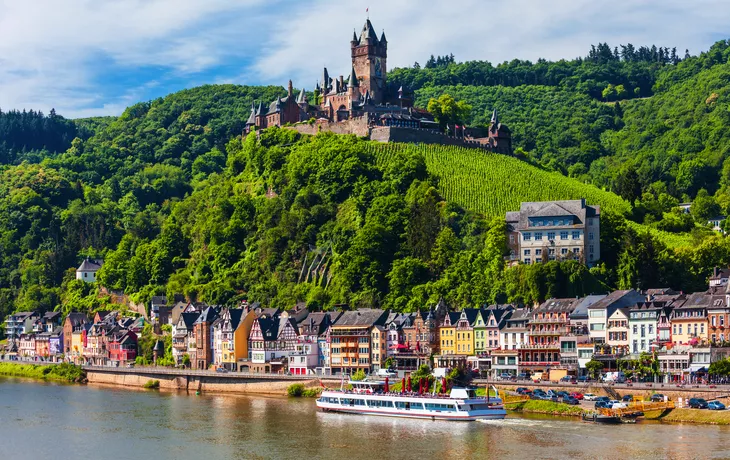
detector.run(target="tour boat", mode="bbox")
[316,378,506,421]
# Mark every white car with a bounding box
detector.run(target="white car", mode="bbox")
[611,402,628,409]
[584,393,598,401]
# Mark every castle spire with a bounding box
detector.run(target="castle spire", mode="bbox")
[349,67,359,87]
[491,109,499,125]
[380,30,387,44]
[287,80,293,97]
[359,19,378,45]
[297,88,308,104]
[352,29,358,42]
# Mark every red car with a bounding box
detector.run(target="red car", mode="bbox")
[570,392,584,400]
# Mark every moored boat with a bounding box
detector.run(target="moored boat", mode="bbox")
[316,379,506,421]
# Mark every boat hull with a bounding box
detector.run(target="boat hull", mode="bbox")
[316,400,506,421]
[318,406,507,421]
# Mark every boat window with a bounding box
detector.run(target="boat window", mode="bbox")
[368,400,394,408]
[395,401,412,410]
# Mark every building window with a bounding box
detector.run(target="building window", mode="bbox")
[509,235,515,244]
[712,317,716,327]
[648,325,653,334]
[589,232,594,240]
[722,316,725,327]
[524,258,531,264]
[547,232,555,240]
[560,231,568,240]
[535,249,542,256]
[535,232,543,241]
[572,231,580,240]
[633,340,638,353]
[523,233,531,241]
[633,325,638,334]
[589,245,594,254]
[573,248,580,254]
[561,248,568,255]
[548,248,555,255]
[524,249,531,256]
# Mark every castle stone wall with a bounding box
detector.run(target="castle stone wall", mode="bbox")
[291,117,370,137]
[370,127,490,149]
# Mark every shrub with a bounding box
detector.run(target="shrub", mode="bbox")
[287,383,305,397]
[302,387,322,398]
[351,369,367,381]
[143,379,160,389]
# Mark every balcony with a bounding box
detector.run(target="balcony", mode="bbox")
[531,327,570,336]
[520,361,561,366]
[520,343,560,350]
[529,318,567,324]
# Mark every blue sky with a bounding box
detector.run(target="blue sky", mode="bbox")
[1,0,729,118]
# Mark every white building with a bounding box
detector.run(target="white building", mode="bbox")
[587,290,644,345]
[76,258,103,282]
[506,199,601,266]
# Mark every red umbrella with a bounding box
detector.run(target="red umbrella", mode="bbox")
[384,377,389,393]
[401,377,405,394]
[442,377,447,394]
[407,376,412,393]
[418,379,423,394]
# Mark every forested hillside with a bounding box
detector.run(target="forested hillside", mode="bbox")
[393,40,730,220]
[2,40,730,329]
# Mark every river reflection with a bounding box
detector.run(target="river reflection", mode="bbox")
[1,377,728,459]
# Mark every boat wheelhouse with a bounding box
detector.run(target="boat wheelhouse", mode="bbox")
[316,380,506,421]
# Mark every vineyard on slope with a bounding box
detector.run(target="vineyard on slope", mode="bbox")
[369,142,694,248]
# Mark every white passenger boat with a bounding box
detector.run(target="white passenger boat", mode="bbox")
[316,380,506,421]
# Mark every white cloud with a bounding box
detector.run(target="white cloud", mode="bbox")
[0,0,269,116]
[0,0,728,118]
[253,0,730,87]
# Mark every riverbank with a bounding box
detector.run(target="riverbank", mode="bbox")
[643,408,730,425]
[505,399,584,417]
[0,362,86,383]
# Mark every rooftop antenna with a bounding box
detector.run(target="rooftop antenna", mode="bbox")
[366,7,369,20]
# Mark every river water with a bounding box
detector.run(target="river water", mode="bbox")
[1,377,727,460]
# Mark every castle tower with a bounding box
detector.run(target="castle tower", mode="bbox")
[488,109,513,155]
[351,19,387,104]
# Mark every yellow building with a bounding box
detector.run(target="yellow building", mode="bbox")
[439,312,459,355]
[671,299,709,345]
[218,309,257,370]
[71,329,85,365]
[454,309,479,356]
[370,325,387,371]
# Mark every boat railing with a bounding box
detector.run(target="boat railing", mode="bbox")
[324,389,500,401]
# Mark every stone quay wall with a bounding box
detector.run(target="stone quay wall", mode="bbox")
[85,367,336,395]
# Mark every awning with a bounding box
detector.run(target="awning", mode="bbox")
[684,364,708,373]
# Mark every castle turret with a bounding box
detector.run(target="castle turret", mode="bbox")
[287,80,294,98]
[488,108,512,155]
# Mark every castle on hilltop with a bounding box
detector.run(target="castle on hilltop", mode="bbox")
[245,19,512,154]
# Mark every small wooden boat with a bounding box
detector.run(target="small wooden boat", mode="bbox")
[582,412,621,424]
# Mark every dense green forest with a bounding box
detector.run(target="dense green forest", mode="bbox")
[392,40,730,216]
[2,40,730,330]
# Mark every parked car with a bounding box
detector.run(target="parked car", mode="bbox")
[216,367,229,373]
[499,373,513,380]
[560,375,576,383]
[556,391,570,399]
[595,396,610,402]
[577,376,592,383]
[570,392,584,400]
[622,394,634,402]
[650,394,667,402]
[125,363,135,368]
[583,393,598,401]
[594,401,610,409]
[562,396,580,405]
[708,401,726,410]
[611,402,628,409]
[688,398,709,409]
[517,373,529,380]
[546,390,557,397]
[515,387,531,395]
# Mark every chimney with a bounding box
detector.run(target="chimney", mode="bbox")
[288,80,293,97]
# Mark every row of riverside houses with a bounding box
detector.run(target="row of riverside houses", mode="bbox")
[2,310,143,366]
[155,271,730,381]
[7,267,730,378]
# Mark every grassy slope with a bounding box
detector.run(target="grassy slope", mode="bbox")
[373,143,694,248]
[0,362,85,383]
